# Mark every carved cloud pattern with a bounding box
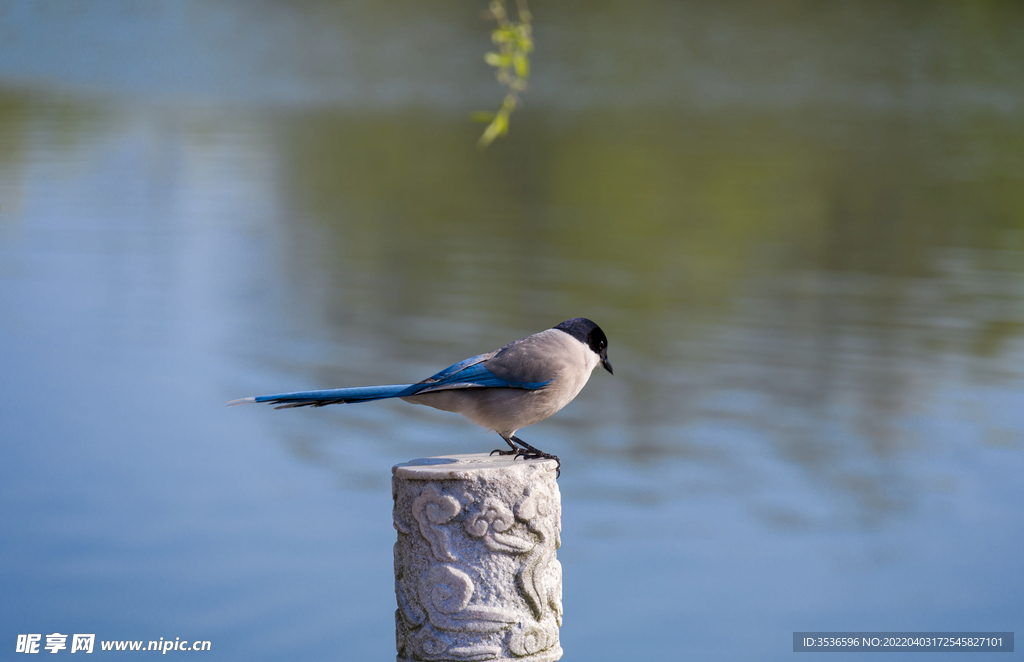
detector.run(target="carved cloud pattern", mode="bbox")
[395,464,562,661]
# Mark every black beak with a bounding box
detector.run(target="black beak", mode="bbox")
[602,358,613,375]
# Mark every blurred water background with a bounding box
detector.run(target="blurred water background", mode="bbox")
[1,1,1022,659]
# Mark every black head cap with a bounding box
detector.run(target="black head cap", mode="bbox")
[553,317,613,374]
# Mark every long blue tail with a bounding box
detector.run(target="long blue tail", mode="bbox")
[229,384,414,409]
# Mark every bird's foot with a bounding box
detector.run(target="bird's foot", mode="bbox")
[492,435,561,477]
[509,435,560,478]
[514,449,561,477]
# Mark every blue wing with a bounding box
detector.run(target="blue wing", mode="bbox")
[398,354,550,397]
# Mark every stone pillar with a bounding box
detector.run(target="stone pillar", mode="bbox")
[392,453,562,662]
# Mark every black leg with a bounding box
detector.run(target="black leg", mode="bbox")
[489,434,520,457]
[509,435,560,478]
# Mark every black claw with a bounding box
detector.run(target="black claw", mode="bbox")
[494,435,560,477]
[510,444,560,478]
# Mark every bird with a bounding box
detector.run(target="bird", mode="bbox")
[230,317,613,475]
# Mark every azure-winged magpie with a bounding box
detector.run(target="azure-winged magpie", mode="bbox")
[230,318,613,475]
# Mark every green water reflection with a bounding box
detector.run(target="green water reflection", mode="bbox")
[3,83,1023,506]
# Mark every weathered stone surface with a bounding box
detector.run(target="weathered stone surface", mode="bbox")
[393,454,562,662]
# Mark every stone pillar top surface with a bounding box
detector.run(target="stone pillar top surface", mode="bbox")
[393,453,558,481]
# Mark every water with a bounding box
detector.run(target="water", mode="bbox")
[1,2,1022,659]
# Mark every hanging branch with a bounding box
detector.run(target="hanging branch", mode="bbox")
[473,0,533,149]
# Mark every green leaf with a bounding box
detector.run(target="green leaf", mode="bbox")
[478,120,500,148]
[484,52,513,68]
[477,110,511,149]
[491,28,515,44]
[494,112,509,136]
[513,52,529,78]
[515,26,533,50]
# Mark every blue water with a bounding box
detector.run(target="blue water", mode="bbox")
[2,2,1022,660]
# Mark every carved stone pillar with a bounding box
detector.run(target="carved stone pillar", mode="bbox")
[392,454,563,662]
